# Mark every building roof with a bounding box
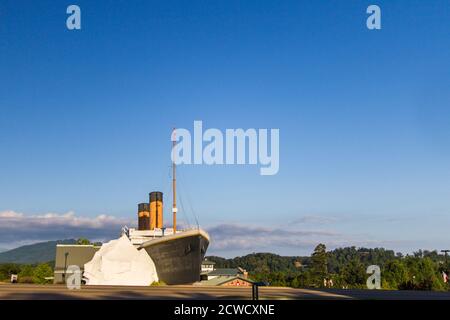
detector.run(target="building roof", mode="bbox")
[201,259,216,265]
[54,245,100,272]
[200,276,254,286]
[208,268,240,276]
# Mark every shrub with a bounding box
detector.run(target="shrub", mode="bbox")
[32,264,53,284]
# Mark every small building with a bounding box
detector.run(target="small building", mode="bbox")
[54,244,101,284]
[200,275,254,287]
[198,261,252,286]
[207,268,242,280]
[10,274,18,283]
[201,259,216,274]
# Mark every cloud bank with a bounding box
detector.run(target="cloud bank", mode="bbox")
[204,218,412,256]
[0,210,132,248]
[205,223,351,253]
[0,211,411,256]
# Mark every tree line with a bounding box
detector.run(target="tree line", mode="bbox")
[0,239,91,284]
[207,245,450,291]
[1,242,449,290]
[0,262,54,284]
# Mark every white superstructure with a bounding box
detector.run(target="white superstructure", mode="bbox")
[123,227,178,246]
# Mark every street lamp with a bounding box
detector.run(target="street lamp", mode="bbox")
[63,252,69,283]
[441,250,450,272]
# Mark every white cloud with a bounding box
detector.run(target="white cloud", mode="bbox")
[290,215,340,225]
[0,210,24,218]
[0,210,133,246]
[204,222,411,256]
[205,223,344,252]
[0,210,416,256]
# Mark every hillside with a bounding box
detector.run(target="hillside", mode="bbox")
[206,253,310,274]
[206,247,402,275]
[0,239,76,264]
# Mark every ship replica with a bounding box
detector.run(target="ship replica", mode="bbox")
[54,130,209,285]
[122,131,210,285]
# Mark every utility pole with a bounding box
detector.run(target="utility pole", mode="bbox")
[63,252,69,283]
[441,249,450,272]
[172,128,177,233]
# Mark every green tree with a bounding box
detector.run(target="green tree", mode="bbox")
[76,238,91,245]
[341,258,366,288]
[18,265,35,283]
[0,263,21,281]
[310,244,328,287]
[401,257,445,291]
[382,259,408,289]
[32,263,53,284]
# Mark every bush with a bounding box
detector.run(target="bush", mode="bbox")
[19,265,34,277]
[32,263,53,284]
[340,259,366,288]
[0,264,21,281]
[76,238,91,245]
[18,276,34,284]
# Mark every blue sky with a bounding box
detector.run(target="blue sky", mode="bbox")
[0,1,449,257]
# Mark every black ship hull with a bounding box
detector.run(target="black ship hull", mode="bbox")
[139,229,209,285]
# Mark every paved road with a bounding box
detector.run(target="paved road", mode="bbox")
[1,284,450,300]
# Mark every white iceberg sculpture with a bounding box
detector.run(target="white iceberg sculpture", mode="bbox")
[84,235,159,286]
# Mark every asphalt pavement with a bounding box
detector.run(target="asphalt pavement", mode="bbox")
[1,284,450,300]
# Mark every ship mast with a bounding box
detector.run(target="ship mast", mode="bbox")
[172,128,177,233]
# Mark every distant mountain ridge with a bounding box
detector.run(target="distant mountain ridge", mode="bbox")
[0,239,77,264]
